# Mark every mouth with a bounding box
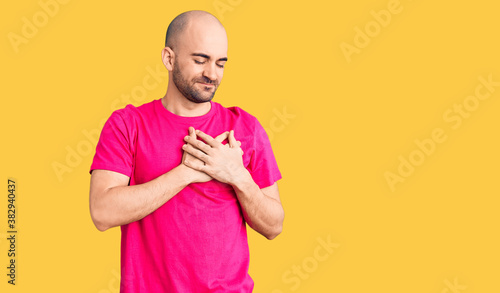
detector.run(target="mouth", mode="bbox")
[198,82,215,87]
[197,82,216,91]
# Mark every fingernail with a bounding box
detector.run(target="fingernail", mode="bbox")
[184,136,189,140]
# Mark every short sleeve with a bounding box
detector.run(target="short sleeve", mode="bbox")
[89,110,135,177]
[247,117,282,188]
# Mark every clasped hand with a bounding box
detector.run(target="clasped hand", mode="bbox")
[181,126,245,184]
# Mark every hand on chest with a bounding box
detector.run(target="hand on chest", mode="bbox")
[133,124,253,183]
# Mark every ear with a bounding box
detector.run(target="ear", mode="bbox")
[161,47,175,71]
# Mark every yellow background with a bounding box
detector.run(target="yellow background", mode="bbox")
[1,0,499,292]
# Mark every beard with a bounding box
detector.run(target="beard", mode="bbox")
[172,60,219,104]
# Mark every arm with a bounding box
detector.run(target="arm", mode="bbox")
[90,165,191,231]
[89,128,231,231]
[182,129,284,240]
[232,177,284,240]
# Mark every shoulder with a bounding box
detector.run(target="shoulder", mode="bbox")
[213,101,259,125]
[108,100,156,126]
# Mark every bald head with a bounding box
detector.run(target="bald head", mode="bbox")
[165,10,225,49]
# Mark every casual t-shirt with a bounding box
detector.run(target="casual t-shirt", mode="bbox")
[90,99,282,293]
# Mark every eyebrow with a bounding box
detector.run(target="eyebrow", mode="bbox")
[191,53,228,62]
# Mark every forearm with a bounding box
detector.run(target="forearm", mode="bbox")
[91,165,191,231]
[231,170,284,240]
[180,128,284,238]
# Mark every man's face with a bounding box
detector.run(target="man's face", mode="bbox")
[171,19,228,104]
[172,55,220,104]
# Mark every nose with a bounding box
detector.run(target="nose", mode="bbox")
[203,63,218,82]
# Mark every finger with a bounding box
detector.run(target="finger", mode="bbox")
[195,130,221,148]
[184,135,212,154]
[214,131,229,143]
[183,154,206,169]
[184,151,205,165]
[224,140,241,148]
[190,127,199,141]
[228,130,238,148]
[183,155,207,172]
[182,143,210,163]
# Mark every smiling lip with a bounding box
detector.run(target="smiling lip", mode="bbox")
[198,82,215,87]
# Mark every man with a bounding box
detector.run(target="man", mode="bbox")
[89,10,284,292]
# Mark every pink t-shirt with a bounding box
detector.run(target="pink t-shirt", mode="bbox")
[90,99,282,292]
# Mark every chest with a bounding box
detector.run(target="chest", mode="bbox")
[132,120,253,184]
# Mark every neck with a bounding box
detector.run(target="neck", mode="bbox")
[162,85,211,117]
